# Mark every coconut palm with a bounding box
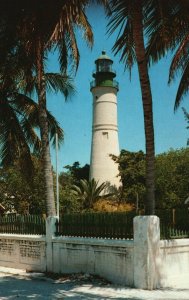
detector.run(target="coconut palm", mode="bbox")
[107,0,156,214]
[0,85,64,174]
[0,52,74,181]
[72,179,109,209]
[0,1,110,216]
[0,1,109,216]
[146,1,189,111]
[0,2,89,216]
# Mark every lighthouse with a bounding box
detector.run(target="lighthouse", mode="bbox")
[89,51,121,189]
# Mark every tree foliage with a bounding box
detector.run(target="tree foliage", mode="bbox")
[113,148,189,209]
[147,0,189,110]
[64,162,90,185]
[58,171,82,214]
[0,0,95,216]
[112,150,146,208]
[0,159,89,215]
[72,179,108,209]
[0,69,65,178]
[107,0,156,214]
[155,148,189,208]
[0,157,46,215]
[58,162,90,213]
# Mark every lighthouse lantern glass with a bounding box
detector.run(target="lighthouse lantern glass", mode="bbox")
[96,59,112,72]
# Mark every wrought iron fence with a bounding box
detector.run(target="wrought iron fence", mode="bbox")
[0,209,188,239]
[0,215,46,235]
[156,208,189,239]
[55,209,189,240]
[55,211,135,239]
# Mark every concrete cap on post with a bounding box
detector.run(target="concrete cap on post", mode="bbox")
[133,216,160,290]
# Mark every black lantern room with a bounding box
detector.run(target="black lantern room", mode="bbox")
[90,51,118,90]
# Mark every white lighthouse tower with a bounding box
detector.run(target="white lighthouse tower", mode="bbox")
[89,51,120,188]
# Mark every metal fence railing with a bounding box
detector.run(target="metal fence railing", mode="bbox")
[55,209,189,240]
[0,209,188,239]
[156,208,189,239]
[0,215,46,235]
[55,212,135,240]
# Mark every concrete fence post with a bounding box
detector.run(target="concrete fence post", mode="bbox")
[133,216,160,290]
[46,216,58,272]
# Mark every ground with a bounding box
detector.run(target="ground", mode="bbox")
[0,267,188,300]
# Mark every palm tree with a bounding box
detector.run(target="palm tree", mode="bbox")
[0,1,98,216]
[146,1,189,111]
[0,83,65,174]
[107,0,156,214]
[0,1,109,216]
[72,179,108,209]
[0,52,74,181]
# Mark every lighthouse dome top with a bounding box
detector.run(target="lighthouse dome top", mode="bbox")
[95,51,113,64]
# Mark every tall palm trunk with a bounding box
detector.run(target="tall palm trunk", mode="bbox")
[132,2,155,215]
[36,39,56,216]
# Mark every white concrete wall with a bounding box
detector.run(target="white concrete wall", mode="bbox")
[90,86,121,188]
[52,237,134,286]
[0,217,189,290]
[133,216,189,289]
[0,234,46,272]
[158,239,189,288]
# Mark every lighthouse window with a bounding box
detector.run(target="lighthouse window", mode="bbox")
[99,61,111,72]
[102,132,108,139]
[99,61,112,72]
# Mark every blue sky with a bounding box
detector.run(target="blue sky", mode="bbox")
[46,6,189,171]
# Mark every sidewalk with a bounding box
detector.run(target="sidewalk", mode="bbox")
[0,267,188,299]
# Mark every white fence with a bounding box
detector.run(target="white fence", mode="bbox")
[0,216,189,290]
[0,234,46,272]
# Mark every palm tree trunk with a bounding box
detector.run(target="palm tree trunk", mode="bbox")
[132,2,155,215]
[36,39,56,216]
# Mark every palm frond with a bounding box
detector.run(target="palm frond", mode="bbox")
[20,118,41,155]
[183,107,189,128]
[182,107,189,145]
[45,73,75,99]
[57,39,68,74]
[71,179,108,209]
[5,89,64,151]
[168,34,189,83]
[20,72,75,100]
[107,0,136,74]
[0,98,34,177]
[174,63,189,111]
[47,112,64,148]
[12,93,38,117]
[76,9,93,48]
[146,0,189,65]
[14,92,64,147]
[49,1,94,73]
